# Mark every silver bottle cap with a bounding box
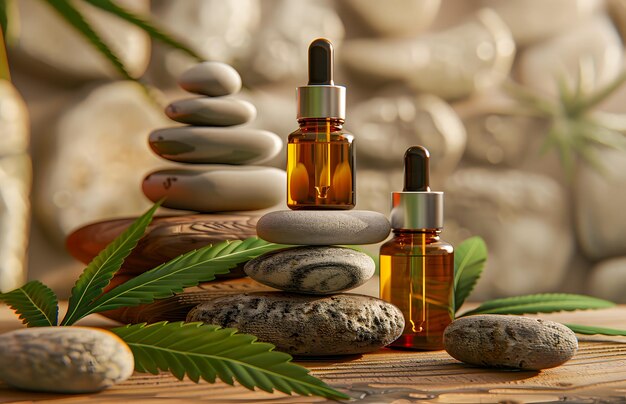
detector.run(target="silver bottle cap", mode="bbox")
[296,38,346,120]
[390,146,444,230]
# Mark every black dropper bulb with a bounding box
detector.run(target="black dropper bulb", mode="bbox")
[403,146,430,192]
[308,38,334,85]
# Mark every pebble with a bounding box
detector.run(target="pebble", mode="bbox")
[187,293,405,356]
[149,127,282,165]
[142,166,285,212]
[244,246,375,294]
[443,315,578,370]
[256,210,391,245]
[178,62,242,96]
[165,97,256,126]
[0,327,134,393]
[66,214,259,273]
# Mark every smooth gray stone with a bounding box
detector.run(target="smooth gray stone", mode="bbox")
[0,327,134,393]
[165,97,256,126]
[178,62,242,96]
[256,210,391,245]
[444,315,578,370]
[142,166,285,212]
[244,246,375,294]
[187,293,405,356]
[149,127,281,165]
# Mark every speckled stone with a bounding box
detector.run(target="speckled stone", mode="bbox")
[0,327,134,393]
[256,210,391,245]
[444,315,578,370]
[178,62,242,96]
[165,97,256,126]
[149,127,281,165]
[142,166,285,212]
[187,293,405,356]
[244,246,375,294]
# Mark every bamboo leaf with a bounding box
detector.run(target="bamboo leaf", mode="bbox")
[453,236,487,311]
[564,323,626,336]
[83,0,202,60]
[61,201,160,326]
[43,0,133,80]
[0,281,58,327]
[460,293,615,317]
[112,322,349,400]
[81,238,290,316]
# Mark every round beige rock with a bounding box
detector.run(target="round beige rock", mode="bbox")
[0,327,134,393]
[187,293,405,356]
[444,315,578,370]
[178,62,242,96]
[165,97,256,126]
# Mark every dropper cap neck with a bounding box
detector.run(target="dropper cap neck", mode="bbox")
[391,145,444,230]
[297,38,346,120]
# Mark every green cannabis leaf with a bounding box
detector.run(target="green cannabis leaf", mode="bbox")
[0,281,58,327]
[82,0,202,61]
[112,322,349,400]
[564,324,626,336]
[453,236,487,311]
[44,0,133,80]
[61,201,160,326]
[460,293,614,317]
[79,238,290,317]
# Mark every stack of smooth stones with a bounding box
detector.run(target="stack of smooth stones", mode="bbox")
[66,62,286,322]
[187,196,406,356]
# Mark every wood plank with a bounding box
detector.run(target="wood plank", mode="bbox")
[1,304,626,402]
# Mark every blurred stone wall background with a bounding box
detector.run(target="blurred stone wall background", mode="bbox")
[8,0,626,301]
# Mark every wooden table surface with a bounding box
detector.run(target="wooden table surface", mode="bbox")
[1,303,625,403]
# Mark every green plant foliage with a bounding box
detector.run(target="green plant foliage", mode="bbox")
[0,281,58,327]
[79,238,290,317]
[564,323,626,336]
[0,0,7,40]
[453,236,487,311]
[83,0,202,61]
[460,293,615,317]
[61,202,160,326]
[44,0,133,80]
[112,322,349,400]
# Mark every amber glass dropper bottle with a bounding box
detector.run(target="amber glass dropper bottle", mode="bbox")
[380,146,454,350]
[287,38,355,210]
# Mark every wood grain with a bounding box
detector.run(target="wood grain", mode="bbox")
[1,304,626,403]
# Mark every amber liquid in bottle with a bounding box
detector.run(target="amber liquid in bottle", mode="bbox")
[380,229,454,350]
[287,118,355,210]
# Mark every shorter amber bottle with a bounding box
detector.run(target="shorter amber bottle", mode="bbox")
[287,38,355,210]
[379,146,454,350]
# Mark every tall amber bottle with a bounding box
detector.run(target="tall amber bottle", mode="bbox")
[287,38,355,210]
[380,146,454,350]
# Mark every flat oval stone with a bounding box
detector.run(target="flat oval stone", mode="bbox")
[66,214,259,273]
[244,246,374,294]
[165,97,256,126]
[149,127,281,165]
[142,166,285,212]
[178,62,242,96]
[187,293,405,356]
[444,315,578,370]
[256,210,391,245]
[0,327,134,393]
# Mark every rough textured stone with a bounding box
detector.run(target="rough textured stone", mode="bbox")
[142,166,285,212]
[444,315,578,370]
[165,97,256,126]
[589,257,626,303]
[256,210,391,245]
[187,293,404,356]
[149,127,281,165]
[244,246,375,294]
[178,62,242,96]
[341,9,515,100]
[66,214,259,274]
[0,327,134,393]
